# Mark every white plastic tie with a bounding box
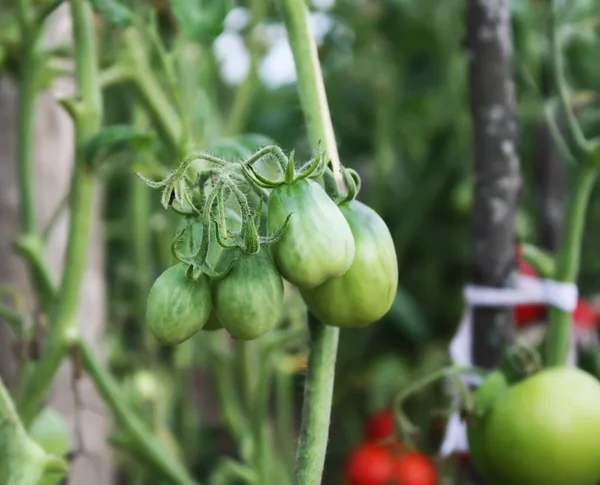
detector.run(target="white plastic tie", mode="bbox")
[464,276,578,313]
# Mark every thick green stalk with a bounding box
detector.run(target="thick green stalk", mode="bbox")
[544,164,597,366]
[78,340,195,485]
[278,0,342,178]
[292,320,338,484]
[18,0,102,425]
[277,0,342,483]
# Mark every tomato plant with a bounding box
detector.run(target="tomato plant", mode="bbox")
[300,199,398,327]
[468,367,600,484]
[146,263,212,345]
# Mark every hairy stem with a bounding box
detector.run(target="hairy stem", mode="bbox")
[277,1,343,483]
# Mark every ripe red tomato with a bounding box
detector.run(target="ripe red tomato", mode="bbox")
[345,443,394,485]
[390,452,437,485]
[573,298,597,329]
[365,409,395,442]
[514,252,545,325]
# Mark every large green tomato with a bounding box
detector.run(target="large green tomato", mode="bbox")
[300,200,397,327]
[267,178,355,289]
[468,367,600,485]
[213,247,283,340]
[146,263,212,345]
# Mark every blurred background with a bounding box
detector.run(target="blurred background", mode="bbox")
[2,0,600,483]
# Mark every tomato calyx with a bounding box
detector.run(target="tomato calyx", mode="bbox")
[499,344,542,384]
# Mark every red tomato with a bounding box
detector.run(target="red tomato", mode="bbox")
[391,452,437,485]
[345,443,394,485]
[514,250,545,325]
[365,409,395,442]
[573,299,597,329]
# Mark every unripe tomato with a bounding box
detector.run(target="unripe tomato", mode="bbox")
[300,200,397,327]
[213,247,283,340]
[267,178,355,289]
[146,263,212,345]
[365,409,395,443]
[345,443,394,485]
[468,367,600,484]
[391,452,437,485]
[28,407,72,458]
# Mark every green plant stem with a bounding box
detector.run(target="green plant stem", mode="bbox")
[78,340,196,485]
[278,0,342,180]
[17,38,38,236]
[548,0,589,153]
[17,0,102,425]
[544,163,597,366]
[275,366,295,474]
[225,0,265,136]
[292,319,338,485]
[123,28,184,155]
[277,0,343,483]
[0,304,24,331]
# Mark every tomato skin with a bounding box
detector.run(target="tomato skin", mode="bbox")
[391,452,437,485]
[146,263,212,345]
[468,367,600,484]
[267,178,355,289]
[29,407,72,458]
[213,247,283,340]
[300,200,398,327]
[365,409,395,443]
[345,443,394,485]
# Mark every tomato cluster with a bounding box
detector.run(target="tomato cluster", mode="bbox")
[345,409,438,485]
[144,148,399,344]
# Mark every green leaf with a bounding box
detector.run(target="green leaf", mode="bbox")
[84,125,154,168]
[387,287,430,343]
[89,0,133,27]
[170,0,230,42]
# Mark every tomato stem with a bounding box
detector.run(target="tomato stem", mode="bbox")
[544,163,597,366]
[17,0,102,426]
[78,340,196,485]
[277,0,346,483]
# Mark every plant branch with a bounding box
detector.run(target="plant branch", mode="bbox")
[548,0,590,155]
[78,340,196,484]
[277,0,343,184]
[17,0,103,425]
[123,28,185,155]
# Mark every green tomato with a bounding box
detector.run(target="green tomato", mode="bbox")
[28,407,72,458]
[213,247,283,340]
[267,178,355,289]
[300,200,397,327]
[146,263,212,345]
[468,367,600,485]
